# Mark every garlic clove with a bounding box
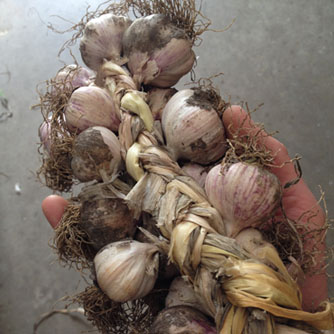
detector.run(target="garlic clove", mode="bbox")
[162,89,227,164]
[65,86,120,132]
[205,162,282,237]
[71,126,122,182]
[80,14,132,71]
[94,240,159,302]
[122,14,195,88]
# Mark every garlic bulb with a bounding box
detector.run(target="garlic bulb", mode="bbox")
[205,162,282,237]
[235,228,281,269]
[122,14,195,88]
[181,162,209,188]
[162,89,227,164]
[79,191,137,251]
[65,86,120,132]
[54,64,93,91]
[71,126,122,182]
[150,306,217,334]
[147,87,177,120]
[80,14,132,71]
[94,240,159,302]
[165,277,208,316]
[235,228,270,256]
[235,228,303,285]
[38,120,51,153]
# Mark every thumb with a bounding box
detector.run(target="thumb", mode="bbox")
[42,195,68,229]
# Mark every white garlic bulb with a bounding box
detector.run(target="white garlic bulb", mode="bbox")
[94,240,160,302]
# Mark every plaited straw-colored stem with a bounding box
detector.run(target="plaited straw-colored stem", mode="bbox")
[124,143,279,332]
[117,101,334,332]
[95,61,138,117]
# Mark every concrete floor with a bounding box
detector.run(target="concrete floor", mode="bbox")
[0,0,333,333]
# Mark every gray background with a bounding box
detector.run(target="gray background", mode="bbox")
[0,0,333,333]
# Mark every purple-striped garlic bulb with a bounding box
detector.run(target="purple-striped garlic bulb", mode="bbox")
[80,14,132,71]
[38,119,52,153]
[205,162,282,237]
[122,14,195,88]
[65,86,120,132]
[162,89,227,164]
[71,126,122,182]
[54,64,93,91]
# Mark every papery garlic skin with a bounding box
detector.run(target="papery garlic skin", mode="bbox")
[65,86,120,132]
[123,14,195,88]
[205,162,281,237]
[71,126,122,182]
[162,89,227,164]
[94,240,159,302]
[80,14,132,71]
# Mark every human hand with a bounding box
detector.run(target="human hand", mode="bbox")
[42,105,328,312]
[223,105,328,312]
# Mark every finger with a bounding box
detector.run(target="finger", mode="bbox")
[223,105,328,311]
[222,105,323,215]
[41,195,68,229]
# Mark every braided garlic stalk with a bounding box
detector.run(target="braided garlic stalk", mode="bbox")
[107,67,334,332]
